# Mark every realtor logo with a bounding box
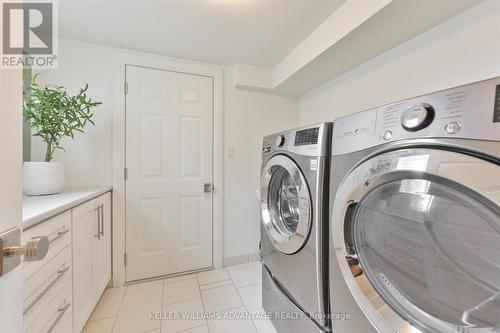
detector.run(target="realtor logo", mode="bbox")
[1,0,58,68]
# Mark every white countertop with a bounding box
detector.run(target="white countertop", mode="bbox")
[23,186,112,230]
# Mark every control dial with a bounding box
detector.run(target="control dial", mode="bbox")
[401,103,435,132]
[275,135,285,147]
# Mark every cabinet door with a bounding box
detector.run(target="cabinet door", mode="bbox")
[92,193,112,300]
[72,198,99,333]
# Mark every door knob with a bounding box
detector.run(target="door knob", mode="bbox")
[4,236,49,262]
[204,183,213,193]
[1,227,49,277]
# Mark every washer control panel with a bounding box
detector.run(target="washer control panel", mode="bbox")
[275,135,285,147]
[375,77,500,143]
[262,123,333,157]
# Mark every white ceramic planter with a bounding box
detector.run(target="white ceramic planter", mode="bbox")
[23,161,65,196]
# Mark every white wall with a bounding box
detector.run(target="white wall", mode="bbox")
[33,40,114,187]
[223,69,298,258]
[31,38,299,259]
[299,1,500,125]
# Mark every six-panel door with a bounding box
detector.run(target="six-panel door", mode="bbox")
[125,65,214,282]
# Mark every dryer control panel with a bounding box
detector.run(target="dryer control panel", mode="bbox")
[332,109,377,156]
[375,77,500,143]
[332,77,500,155]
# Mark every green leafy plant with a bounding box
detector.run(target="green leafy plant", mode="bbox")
[23,74,102,162]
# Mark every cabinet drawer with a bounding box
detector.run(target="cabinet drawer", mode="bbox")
[24,245,72,314]
[25,280,73,333]
[23,246,72,329]
[23,211,72,280]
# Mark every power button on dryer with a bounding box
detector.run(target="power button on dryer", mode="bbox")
[445,122,461,134]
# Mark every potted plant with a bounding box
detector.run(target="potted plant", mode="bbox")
[23,74,102,195]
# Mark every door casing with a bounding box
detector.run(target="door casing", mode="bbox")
[112,51,223,287]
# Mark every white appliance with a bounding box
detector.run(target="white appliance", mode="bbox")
[330,77,500,333]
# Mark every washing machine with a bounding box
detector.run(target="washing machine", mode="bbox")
[260,123,333,333]
[329,77,500,333]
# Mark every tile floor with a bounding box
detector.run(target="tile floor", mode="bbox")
[83,262,277,333]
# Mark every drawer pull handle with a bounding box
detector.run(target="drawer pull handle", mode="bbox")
[100,203,104,237]
[49,229,70,245]
[46,302,70,333]
[23,266,70,315]
[95,206,101,240]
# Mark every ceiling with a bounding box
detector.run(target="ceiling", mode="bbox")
[59,0,346,67]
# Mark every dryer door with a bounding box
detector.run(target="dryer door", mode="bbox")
[261,154,312,254]
[332,148,500,333]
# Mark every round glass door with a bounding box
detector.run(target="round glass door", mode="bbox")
[261,154,312,254]
[354,178,500,332]
[332,148,500,333]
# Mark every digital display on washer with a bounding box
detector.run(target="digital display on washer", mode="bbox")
[494,84,500,123]
[294,127,319,146]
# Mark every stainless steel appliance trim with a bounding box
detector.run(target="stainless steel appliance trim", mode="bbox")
[332,147,500,333]
[23,265,70,316]
[314,156,329,328]
[261,154,312,254]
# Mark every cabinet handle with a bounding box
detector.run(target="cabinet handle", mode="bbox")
[95,206,101,240]
[100,203,104,237]
[23,266,70,315]
[49,229,69,245]
[46,302,70,333]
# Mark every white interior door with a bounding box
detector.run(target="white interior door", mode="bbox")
[125,65,213,282]
[0,69,24,331]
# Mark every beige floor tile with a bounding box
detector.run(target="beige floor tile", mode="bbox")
[252,317,278,333]
[225,263,255,272]
[228,266,260,288]
[113,301,162,333]
[180,325,209,333]
[238,284,262,311]
[83,317,116,333]
[250,309,277,333]
[207,307,257,333]
[163,278,200,305]
[196,268,229,285]
[252,262,262,274]
[164,273,197,284]
[161,298,206,333]
[199,279,233,291]
[201,284,243,313]
[121,280,163,308]
[105,286,127,295]
[89,288,126,321]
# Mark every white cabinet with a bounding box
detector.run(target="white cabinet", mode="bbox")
[92,194,112,303]
[72,193,112,333]
[23,213,73,333]
[22,190,112,333]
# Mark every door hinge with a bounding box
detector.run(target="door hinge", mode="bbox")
[124,253,127,265]
[124,167,128,181]
[124,82,128,95]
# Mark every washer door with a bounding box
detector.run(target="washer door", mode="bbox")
[261,154,312,255]
[332,148,500,333]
